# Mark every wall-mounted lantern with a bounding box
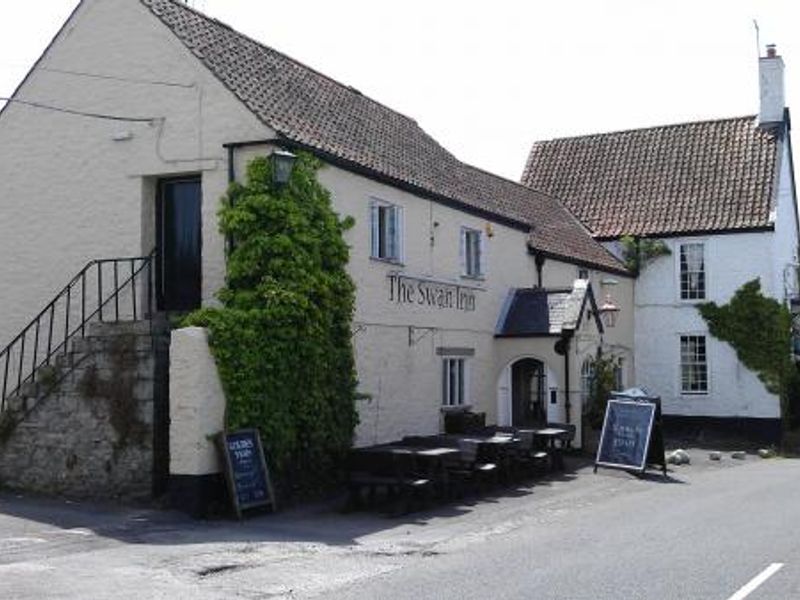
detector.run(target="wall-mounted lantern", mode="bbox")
[598,293,621,328]
[271,149,297,187]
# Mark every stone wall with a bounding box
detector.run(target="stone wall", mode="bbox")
[0,321,155,501]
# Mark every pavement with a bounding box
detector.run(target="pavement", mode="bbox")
[0,449,798,599]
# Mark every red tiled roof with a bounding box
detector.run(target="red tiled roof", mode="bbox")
[521,116,781,239]
[140,0,627,274]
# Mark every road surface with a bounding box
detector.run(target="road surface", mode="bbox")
[0,452,798,599]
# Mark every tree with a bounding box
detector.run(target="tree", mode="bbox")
[187,153,358,496]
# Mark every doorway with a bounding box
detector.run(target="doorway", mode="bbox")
[156,177,202,311]
[511,358,547,427]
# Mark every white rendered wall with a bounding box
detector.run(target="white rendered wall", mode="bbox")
[771,137,800,302]
[0,0,635,450]
[169,327,226,476]
[0,0,272,348]
[630,232,782,419]
[234,145,634,446]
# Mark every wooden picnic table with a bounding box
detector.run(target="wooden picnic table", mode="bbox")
[520,427,570,470]
[441,434,520,483]
[353,444,461,499]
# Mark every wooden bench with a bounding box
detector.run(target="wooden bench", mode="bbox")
[346,448,433,514]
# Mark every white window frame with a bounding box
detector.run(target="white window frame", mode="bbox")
[580,357,595,405]
[442,356,470,407]
[614,358,625,391]
[679,334,709,395]
[369,199,404,263]
[677,241,707,301]
[460,226,485,279]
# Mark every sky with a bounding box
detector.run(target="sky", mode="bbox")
[0,0,797,180]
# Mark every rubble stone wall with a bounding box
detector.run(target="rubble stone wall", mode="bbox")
[0,322,155,500]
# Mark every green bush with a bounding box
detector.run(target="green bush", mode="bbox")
[698,279,800,430]
[585,351,622,429]
[186,152,358,497]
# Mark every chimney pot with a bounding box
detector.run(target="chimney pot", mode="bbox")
[758,44,785,126]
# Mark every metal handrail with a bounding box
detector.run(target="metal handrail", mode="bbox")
[0,251,155,412]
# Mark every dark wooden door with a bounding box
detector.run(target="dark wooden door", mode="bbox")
[511,358,546,427]
[156,178,202,311]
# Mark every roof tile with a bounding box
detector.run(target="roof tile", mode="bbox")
[521,116,780,238]
[140,0,627,274]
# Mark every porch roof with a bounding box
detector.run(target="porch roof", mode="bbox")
[495,280,600,338]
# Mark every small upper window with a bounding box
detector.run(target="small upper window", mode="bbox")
[461,227,484,278]
[370,200,403,262]
[679,243,705,300]
[578,268,590,280]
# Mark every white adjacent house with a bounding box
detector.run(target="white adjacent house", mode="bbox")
[522,46,799,442]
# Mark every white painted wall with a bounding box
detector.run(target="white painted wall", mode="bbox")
[234,144,634,445]
[629,232,784,419]
[169,327,226,476]
[0,0,272,348]
[0,0,635,451]
[771,136,800,302]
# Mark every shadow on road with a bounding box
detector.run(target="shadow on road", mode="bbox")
[0,454,594,549]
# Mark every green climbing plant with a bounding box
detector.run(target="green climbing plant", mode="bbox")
[585,350,623,429]
[698,279,800,429]
[185,152,359,497]
[620,235,671,273]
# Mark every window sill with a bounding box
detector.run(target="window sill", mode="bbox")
[370,256,404,267]
[680,391,709,396]
[440,404,473,413]
[460,274,486,282]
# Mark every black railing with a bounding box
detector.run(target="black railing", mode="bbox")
[0,252,155,412]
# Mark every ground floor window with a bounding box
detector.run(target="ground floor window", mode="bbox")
[614,359,624,391]
[442,357,469,407]
[680,335,708,394]
[580,358,594,404]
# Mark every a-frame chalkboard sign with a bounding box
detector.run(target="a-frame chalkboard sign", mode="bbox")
[594,389,667,477]
[217,429,277,519]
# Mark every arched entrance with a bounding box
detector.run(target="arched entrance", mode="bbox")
[511,358,547,427]
[497,356,559,427]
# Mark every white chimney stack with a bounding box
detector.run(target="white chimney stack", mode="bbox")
[758,44,785,126]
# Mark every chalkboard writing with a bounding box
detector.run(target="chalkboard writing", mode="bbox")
[595,400,656,472]
[217,429,276,518]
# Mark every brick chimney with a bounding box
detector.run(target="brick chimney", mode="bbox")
[758,44,785,126]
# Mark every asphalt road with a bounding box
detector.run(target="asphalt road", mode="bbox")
[334,458,800,600]
[1,453,798,599]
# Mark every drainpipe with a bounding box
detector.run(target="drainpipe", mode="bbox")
[226,145,236,255]
[555,331,574,425]
[563,334,572,425]
[534,252,545,287]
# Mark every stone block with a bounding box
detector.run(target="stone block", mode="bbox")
[666,449,690,465]
[86,320,152,338]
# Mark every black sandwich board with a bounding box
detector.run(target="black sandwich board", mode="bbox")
[217,429,277,519]
[594,392,667,477]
